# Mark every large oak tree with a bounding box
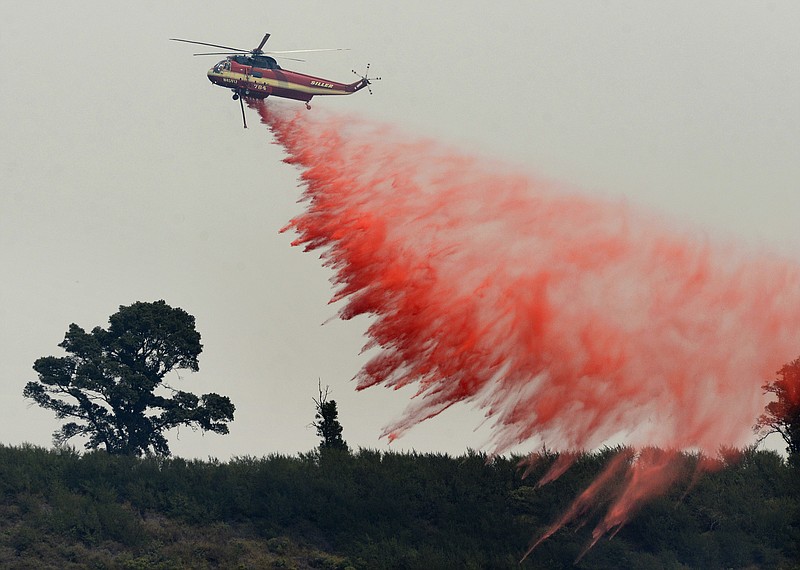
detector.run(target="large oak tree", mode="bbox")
[23,300,234,456]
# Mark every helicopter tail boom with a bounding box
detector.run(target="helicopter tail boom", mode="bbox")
[347,78,371,93]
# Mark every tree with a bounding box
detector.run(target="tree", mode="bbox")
[755,356,800,467]
[23,300,235,456]
[312,382,348,453]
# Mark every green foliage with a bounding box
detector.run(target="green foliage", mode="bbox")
[312,383,348,453]
[0,443,796,568]
[23,301,235,456]
[756,355,800,468]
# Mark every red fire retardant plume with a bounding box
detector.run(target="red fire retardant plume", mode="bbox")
[253,101,800,550]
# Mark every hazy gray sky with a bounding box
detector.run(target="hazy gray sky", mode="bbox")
[1,2,798,459]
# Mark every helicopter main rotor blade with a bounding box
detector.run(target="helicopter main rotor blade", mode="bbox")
[265,48,350,54]
[170,38,250,52]
[254,33,271,52]
[192,51,250,56]
[192,51,305,61]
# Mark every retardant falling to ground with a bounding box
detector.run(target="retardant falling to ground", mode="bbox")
[253,101,800,553]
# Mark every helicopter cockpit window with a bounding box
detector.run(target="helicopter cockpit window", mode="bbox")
[213,60,231,73]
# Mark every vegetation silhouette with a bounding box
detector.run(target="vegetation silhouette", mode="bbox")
[23,301,235,456]
[0,444,796,568]
[11,303,800,567]
[756,355,800,469]
[313,382,349,454]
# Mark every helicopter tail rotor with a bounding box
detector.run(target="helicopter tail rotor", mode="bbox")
[352,64,381,95]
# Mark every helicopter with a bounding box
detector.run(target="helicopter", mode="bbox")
[171,32,380,127]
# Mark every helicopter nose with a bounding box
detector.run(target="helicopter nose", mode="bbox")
[207,68,223,87]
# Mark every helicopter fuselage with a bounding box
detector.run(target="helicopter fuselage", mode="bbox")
[207,55,368,105]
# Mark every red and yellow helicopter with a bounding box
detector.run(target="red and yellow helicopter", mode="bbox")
[171,32,379,127]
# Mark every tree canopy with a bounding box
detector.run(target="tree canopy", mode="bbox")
[312,383,348,453]
[23,300,235,456]
[756,355,800,468]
